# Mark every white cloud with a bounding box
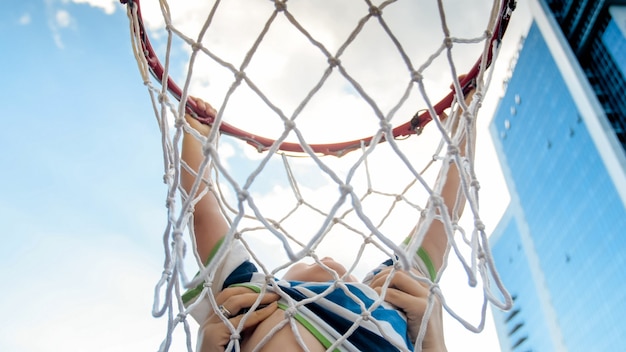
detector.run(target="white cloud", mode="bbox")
[18,13,31,25]
[43,1,71,49]
[43,0,118,50]
[56,9,72,28]
[51,31,64,49]
[70,0,119,15]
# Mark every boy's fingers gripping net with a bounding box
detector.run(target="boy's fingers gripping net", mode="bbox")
[122,0,515,351]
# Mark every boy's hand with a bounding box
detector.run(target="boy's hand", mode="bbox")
[185,97,216,137]
[369,268,447,351]
[197,287,280,352]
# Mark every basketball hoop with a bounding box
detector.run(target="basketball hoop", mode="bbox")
[120,1,516,351]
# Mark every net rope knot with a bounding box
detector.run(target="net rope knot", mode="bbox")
[284,120,296,131]
[237,189,250,202]
[410,71,423,83]
[234,71,246,84]
[165,196,174,209]
[429,195,443,207]
[474,219,486,232]
[203,142,215,156]
[327,57,340,67]
[339,183,353,195]
[477,249,486,261]
[174,117,184,129]
[361,310,371,321]
[191,41,203,52]
[368,6,382,17]
[274,0,286,12]
[380,120,392,133]
[447,145,460,156]
[464,114,475,127]
[164,166,175,181]
[472,90,484,101]
[285,306,298,318]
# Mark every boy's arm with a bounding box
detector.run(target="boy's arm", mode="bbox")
[369,85,476,351]
[182,98,229,263]
[410,86,476,274]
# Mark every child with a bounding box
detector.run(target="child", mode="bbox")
[182,84,475,351]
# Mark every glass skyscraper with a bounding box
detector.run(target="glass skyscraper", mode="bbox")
[488,1,626,351]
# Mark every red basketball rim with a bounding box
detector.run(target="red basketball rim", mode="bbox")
[121,0,516,156]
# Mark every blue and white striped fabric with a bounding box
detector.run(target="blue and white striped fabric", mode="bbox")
[276,281,413,351]
[183,242,414,352]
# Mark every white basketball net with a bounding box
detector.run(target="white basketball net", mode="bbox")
[124,0,514,351]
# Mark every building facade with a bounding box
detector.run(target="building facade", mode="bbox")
[488,1,626,351]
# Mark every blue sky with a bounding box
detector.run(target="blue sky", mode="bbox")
[0,1,531,351]
[1,1,174,350]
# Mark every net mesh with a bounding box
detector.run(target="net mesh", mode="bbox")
[123,0,514,350]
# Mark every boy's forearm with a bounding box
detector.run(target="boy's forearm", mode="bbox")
[410,89,476,272]
[181,130,207,195]
[181,123,228,263]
